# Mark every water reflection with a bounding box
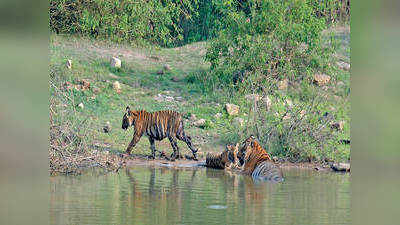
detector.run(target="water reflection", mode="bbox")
[50,166,350,225]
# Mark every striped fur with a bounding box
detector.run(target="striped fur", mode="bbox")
[122,106,197,160]
[237,135,283,182]
[205,144,238,169]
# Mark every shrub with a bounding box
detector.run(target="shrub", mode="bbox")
[49,0,199,47]
[205,0,331,88]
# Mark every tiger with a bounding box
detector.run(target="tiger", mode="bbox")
[236,135,283,182]
[121,106,197,160]
[205,144,239,170]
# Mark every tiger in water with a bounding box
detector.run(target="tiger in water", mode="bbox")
[205,144,241,170]
[236,135,283,182]
[121,106,197,160]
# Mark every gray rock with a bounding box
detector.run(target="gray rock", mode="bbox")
[194,119,206,127]
[163,64,171,71]
[66,59,72,69]
[113,81,121,93]
[331,163,350,172]
[110,57,121,68]
[313,73,331,86]
[225,103,239,116]
[336,61,350,71]
[277,79,288,90]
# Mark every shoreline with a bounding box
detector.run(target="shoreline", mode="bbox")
[50,151,350,176]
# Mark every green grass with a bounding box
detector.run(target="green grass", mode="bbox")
[50,26,350,163]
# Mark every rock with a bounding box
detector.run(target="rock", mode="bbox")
[164,96,174,102]
[330,121,345,131]
[92,87,100,94]
[66,59,72,69]
[245,94,260,102]
[331,162,350,172]
[277,79,289,90]
[264,96,272,111]
[110,57,121,68]
[313,73,331,86]
[214,113,222,119]
[77,103,84,109]
[109,73,119,79]
[163,64,171,71]
[157,70,164,75]
[336,61,350,71]
[225,103,239,116]
[189,114,197,121]
[194,119,206,127]
[233,117,244,127]
[113,81,121,93]
[103,121,111,133]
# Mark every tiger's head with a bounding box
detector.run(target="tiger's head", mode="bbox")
[226,143,239,164]
[237,135,257,166]
[122,106,135,130]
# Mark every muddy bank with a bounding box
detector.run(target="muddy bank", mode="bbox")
[50,149,350,175]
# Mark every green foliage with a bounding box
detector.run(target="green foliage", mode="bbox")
[205,0,329,87]
[50,0,199,46]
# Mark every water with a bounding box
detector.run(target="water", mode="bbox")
[50,166,350,225]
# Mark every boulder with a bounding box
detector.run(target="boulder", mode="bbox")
[189,114,197,121]
[336,61,350,71]
[113,81,121,93]
[277,79,288,90]
[313,73,331,86]
[110,57,121,68]
[77,103,84,109]
[163,64,171,71]
[194,119,206,127]
[66,59,72,69]
[331,163,350,172]
[225,103,239,116]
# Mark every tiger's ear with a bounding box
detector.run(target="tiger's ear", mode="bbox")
[126,106,131,115]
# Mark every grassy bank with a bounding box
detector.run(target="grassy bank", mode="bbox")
[49,24,349,175]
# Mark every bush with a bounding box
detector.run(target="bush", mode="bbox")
[49,0,199,47]
[205,0,330,88]
[201,0,348,162]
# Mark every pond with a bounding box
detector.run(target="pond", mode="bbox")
[50,166,350,225]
